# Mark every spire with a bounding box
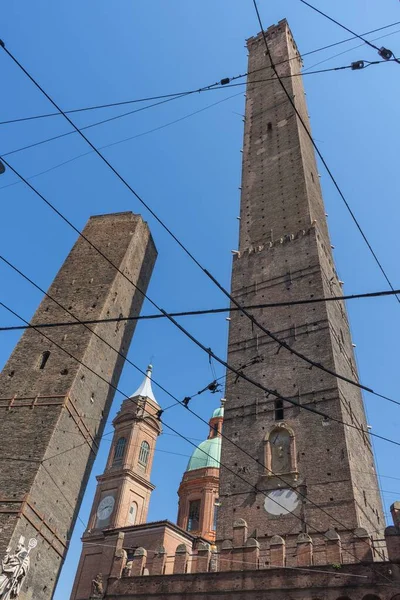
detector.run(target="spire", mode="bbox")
[130,365,158,404]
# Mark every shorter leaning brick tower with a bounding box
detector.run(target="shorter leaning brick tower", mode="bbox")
[0,212,156,600]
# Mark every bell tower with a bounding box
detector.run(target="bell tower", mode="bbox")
[87,365,161,533]
[71,366,161,599]
[216,20,385,562]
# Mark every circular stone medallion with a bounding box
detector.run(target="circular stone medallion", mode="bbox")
[264,489,299,515]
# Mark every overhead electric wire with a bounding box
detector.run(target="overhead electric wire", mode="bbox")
[49,432,400,499]
[2,154,400,425]
[0,88,219,126]
[2,19,399,127]
[0,302,390,572]
[303,27,400,73]
[250,0,400,307]
[0,286,398,332]
[0,91,244,191]
[299,0,400,63]
[242,20,400,79]
[1,90,200,158]
[0,59,389,163]
[1,207,400,450]
[0,58,389,192]
[2,47,398,409]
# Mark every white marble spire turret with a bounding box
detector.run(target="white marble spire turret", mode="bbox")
[130,364,158,403]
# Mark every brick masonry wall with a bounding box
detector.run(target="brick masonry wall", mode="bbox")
[216,21,385,558]
[0,212,156,600]
[105,562,400,600]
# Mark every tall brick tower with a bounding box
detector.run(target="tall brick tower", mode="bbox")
[0,212,156,599]
[216,20,385,564]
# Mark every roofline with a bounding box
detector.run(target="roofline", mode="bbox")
[105,519,196,541]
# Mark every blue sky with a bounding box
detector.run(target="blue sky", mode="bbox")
[1,1,399,597]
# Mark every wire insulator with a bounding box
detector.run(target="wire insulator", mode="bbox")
[351,60,365,70]
[378,47,393,60]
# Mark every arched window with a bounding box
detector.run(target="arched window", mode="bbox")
[128,501,137,525]
[138,441,150,468]
[113,437,126,464]
[38,351,50,370]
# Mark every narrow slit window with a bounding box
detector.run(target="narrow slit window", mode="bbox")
[38,351,50,370]
[138,441,150,468]
[274,399,284,421]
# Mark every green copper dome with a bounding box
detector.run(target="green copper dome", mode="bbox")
[186,437,222,472]
[212,405,224,418]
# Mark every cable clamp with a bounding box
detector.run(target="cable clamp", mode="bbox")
[220,77,230,85]
[0,40,5,48]
[156,409,164,420]
[182,397,191,408]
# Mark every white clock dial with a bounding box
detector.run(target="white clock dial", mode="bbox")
[264,489,299,516]
[97,495,115,520]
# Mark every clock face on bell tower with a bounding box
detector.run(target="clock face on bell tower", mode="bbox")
[97,496,115,521]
